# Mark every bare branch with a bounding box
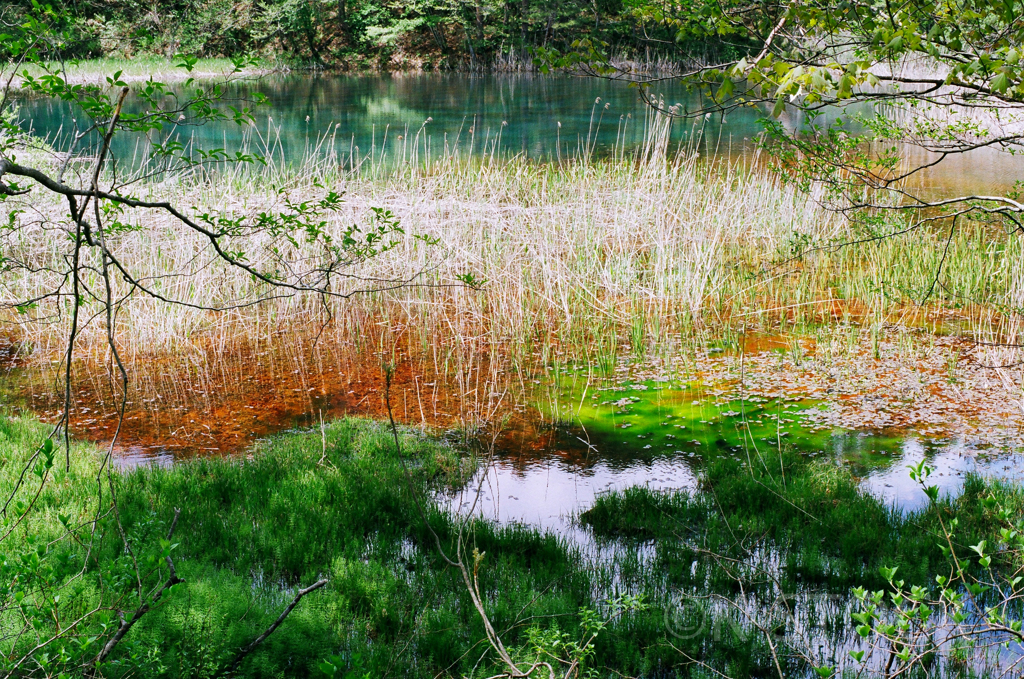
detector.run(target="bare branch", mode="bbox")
[94,508,184,666]
[216,579,329,678]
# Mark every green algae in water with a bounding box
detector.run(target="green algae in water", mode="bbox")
[533,367,1024,500]
[539,373,834,466]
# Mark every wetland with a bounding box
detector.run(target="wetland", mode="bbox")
[4,70,1024,678]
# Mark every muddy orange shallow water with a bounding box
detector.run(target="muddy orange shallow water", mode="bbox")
[3,319,1024,520]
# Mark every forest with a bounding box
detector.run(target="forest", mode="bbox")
[1,0,712,69]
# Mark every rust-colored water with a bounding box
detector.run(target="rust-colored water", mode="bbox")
[0,294,1015,482]
[4,322,532,462]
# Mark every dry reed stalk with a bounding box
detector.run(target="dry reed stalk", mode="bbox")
[3,113,1023,375]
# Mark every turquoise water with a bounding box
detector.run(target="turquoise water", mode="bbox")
[16,73,766,165]
[18,72,1022,195]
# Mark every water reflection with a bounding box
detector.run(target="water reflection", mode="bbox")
[855,437,1024,512]
[450,454,699,533]
[16,73,1024,198]
[452,410,1024,536]
[16,73,765,167]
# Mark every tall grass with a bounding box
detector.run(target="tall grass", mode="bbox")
[4,113,1024,445]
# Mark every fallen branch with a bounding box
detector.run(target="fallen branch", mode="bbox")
[94,508,183,666]
[217,578,329,678]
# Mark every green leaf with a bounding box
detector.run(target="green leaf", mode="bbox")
[717,77,734,101]
[771,96,787,118]
[992,72,1009,93]
[456,272,487,288]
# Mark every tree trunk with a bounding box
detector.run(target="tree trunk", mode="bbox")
[466,25,477,67]
[520,0,528,45]
[429,24,450,57]
[337,0,351,38]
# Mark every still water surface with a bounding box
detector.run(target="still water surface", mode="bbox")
[17,73,1023,196]
[19,73,759,163]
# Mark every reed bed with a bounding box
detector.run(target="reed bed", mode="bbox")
[5,113,1024,462]
[7,114,1022,367]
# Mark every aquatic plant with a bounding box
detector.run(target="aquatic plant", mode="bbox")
[846,461,1024,678]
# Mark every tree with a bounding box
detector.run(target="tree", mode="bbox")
[558,0,1024,291]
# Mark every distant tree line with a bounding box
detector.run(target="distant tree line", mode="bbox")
[2,0,724,69]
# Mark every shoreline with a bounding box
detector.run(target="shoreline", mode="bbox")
[7,54,693,87]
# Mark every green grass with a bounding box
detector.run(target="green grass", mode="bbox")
[3,410,1022,677]
[581,451,1023,591]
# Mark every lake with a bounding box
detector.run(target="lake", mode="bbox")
[17,72,1023,197]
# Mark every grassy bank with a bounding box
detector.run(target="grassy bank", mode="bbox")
[3,411,1023,677]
